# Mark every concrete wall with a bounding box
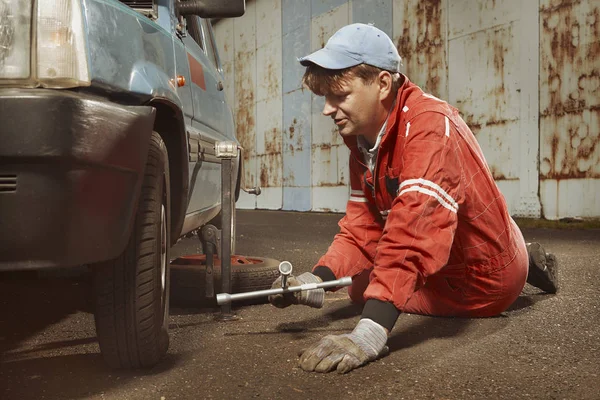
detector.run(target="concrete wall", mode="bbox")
[214,0,600,219]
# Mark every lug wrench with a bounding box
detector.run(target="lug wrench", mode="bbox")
[278,261,293,288]
[216,261,352,305]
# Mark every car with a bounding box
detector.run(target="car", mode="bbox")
[0,0,266,369]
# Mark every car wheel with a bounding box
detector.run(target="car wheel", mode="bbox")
[93,132,170,369]
[170,255,281,306]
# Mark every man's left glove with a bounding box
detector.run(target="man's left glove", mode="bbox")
[268,272,325,309]
[298,318,389,374]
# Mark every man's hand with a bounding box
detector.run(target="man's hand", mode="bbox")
[268,272,325,309]
[298,319,389,374]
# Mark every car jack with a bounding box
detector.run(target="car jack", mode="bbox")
[198,224,220,301]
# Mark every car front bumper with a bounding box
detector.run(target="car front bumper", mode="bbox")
[0,89,155,270]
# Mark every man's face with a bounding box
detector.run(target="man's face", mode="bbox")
[321,75,384,139]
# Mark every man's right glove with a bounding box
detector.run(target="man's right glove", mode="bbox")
[298,318,389,373]
[268,272,325,309]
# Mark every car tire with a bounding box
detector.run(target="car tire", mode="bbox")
[92,132,170,369]
[170,255,281,306]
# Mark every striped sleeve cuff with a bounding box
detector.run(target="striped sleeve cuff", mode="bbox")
[349,189,369,203]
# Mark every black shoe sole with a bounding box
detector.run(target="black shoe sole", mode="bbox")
[526,242,558,294]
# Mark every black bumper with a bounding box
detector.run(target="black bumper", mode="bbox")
[0,89,155,270]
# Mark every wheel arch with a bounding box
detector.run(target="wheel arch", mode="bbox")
[147,97,189,245]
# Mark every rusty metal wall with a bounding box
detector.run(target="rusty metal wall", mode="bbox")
[215,0,284,210]
[445,0,542,217]
[215,0,600,218]
[392,0,447,99]
[310,2,351,211]
[539,0,600,219]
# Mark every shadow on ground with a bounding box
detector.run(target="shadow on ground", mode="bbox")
[2,352,183,400]
[0,270,93,356]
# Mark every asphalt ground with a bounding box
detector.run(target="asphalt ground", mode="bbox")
[1,210,599,400]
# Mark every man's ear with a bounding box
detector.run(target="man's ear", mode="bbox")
[378,71,393,100]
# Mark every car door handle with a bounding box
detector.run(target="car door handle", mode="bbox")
[217,81,224,91]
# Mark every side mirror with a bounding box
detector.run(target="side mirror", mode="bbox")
[177,0,246,18]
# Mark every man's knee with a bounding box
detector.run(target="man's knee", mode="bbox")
[347,269,372,304]
[348,285,367,304]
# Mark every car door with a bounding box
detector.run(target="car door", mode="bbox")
[181,16,228,215]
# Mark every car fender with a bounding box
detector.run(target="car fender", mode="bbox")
[146,96,190,245]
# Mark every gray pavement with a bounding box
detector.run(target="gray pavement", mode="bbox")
[1,210,599,399]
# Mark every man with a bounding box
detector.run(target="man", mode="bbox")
[269,23,558,374]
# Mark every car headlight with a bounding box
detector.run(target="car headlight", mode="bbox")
[0,0,33,80]
[37,0,90,88]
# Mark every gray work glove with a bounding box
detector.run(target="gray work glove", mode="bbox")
[298,318,389,374]
[268,272,324,309]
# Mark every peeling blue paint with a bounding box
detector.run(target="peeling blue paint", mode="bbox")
[312,93,325,116]
[282,24,311,94]
[282,0,311,36]
[352,0,393,38]
[311,0,348,18]
[283,88,312,211]
[283,187,312,211]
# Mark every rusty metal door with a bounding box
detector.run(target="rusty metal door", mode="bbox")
[539,0,600,219]
[446,0,541,217]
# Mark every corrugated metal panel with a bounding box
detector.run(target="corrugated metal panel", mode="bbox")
[282,0,312,211]
[310,1,349,50]
[215,18,235,106]
[282,14,310,95]
[447,0,541,217]
[283,0,311,35]
[448,0,522,38]
[214,16,234,64]
[214,0,599,218]
[231,0,258,209]
[283,89,312,210]
[255,0,283,209]
[216,0,284,210]
[448,23,521,180]
[311,0,348,18]
[310,2,350,212]
[392,0,447,99]
[539,0,600,219]
[351,0,393,38]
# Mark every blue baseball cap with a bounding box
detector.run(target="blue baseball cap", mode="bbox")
[299,23,402,72]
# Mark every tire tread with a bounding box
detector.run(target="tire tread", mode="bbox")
[93,132,170,369]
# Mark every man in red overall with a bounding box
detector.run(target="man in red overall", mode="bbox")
[269,23,558,374]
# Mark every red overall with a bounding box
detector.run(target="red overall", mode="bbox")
[315,77,528,317]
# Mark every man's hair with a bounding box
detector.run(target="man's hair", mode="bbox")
[302,63,403,96]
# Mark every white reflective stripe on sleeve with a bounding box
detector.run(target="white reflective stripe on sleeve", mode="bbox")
[445,116,450,137]
[350,190,364,196]
[399,178,459,211]
[349,196,369,203]
[398,187,458,213]
[405,122,411,137]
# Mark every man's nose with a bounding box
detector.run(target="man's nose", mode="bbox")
[322,99,336,116]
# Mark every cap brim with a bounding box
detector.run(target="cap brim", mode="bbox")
[298,48,361,70]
